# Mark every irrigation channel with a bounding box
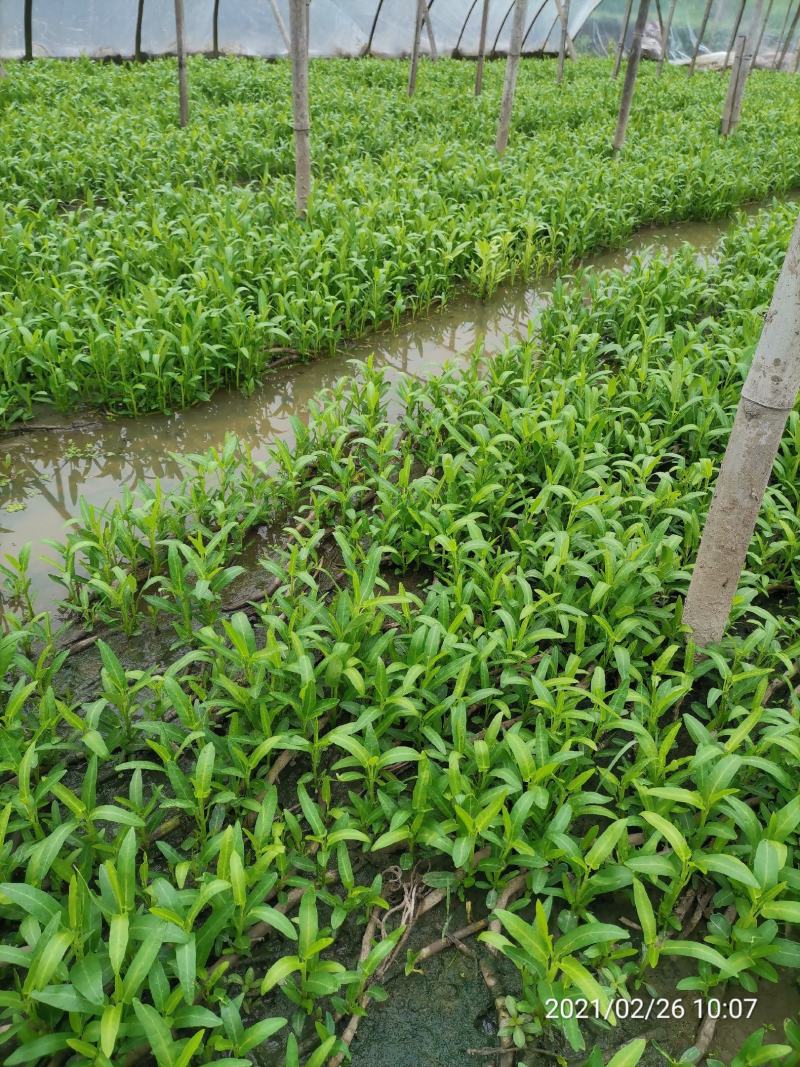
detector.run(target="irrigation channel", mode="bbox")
[5,194,799,622]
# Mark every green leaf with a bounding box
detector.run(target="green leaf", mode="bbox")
[641,811,691,863]
[559,956,612,1017]
[694,852,760,890]
[305,1035,337,1067]
[754,839,786,890]
[494,909,548,967]
[585,820,628,870]
[248,906,298,941]
[176,935,197,1003]
[298,888,318,959]
[31,984,94,1013]
[6,1034,72,1065]
[607,1038,647,1067]
[660,939,739,975]
[632,879,657,947]
[23,930,72,994]
[122,928,165,1000]
[260,955,302,994]
[761,900,800,923]
[133,999,176,1067]
[555,922,629,958]
[0,883,61,924]
[91,805,145,827]
[100,1002,123,1058]
[239,1016,288,1054]
[109,912,129,975]
[193,742,216,801]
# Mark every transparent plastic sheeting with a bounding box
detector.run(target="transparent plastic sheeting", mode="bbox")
[0,0,606,59]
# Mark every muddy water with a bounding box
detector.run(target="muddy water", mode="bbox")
[0,205,791,612]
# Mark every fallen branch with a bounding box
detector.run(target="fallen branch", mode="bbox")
[479,957,515,1067]
[329,906,384,1067]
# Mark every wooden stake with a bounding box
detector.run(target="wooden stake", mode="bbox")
[475,0,491,95]
[612,0,650,153]
[495,0,529,156]
[683,211,800,646]
[135,0,145,62]
[24,0,33,61]
[289,0,311,216]
[212,0,220,58]
[689,0,714,76]
[174,0,189,127]
[656,0,678,75]
[408,0,425,96]
[268,0,291,52]
[612,0,634,78]
[424,2,439,60]
[724,0,748,68]
[721,34,746,134]
[729,0,765,128]
[556,0,571,83]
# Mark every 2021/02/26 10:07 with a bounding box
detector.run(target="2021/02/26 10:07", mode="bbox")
[544,998,759,1021]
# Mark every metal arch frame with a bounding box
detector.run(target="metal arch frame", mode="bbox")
[367,0,439,55]
[493,0,593,56]
[522,1,556,51]
[454,0,480,54]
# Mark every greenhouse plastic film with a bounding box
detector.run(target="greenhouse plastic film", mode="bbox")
[1,0,608,58]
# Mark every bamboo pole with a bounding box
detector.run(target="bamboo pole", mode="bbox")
[556,0,571,82]
[721,35,746,134]
[268,0,291,51]
[24,0,33,61]
[753,0,774,61]
[612,0,650,152]
[683,210,800,646]
[728,0,764,128]
[612,0,634,78]
[408,0,425,96]
[554,0,579,62]
[212,0,220,58]
[135,0,145,61]
[689,0,715,75]
[777,0,800,68]
[289,0,311,217]
[724,0,748,68]
[495,0,529,155]
[656,0,678,75]
[772,0,796,67]
[174,0,189,127]
[475,0,491,95]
